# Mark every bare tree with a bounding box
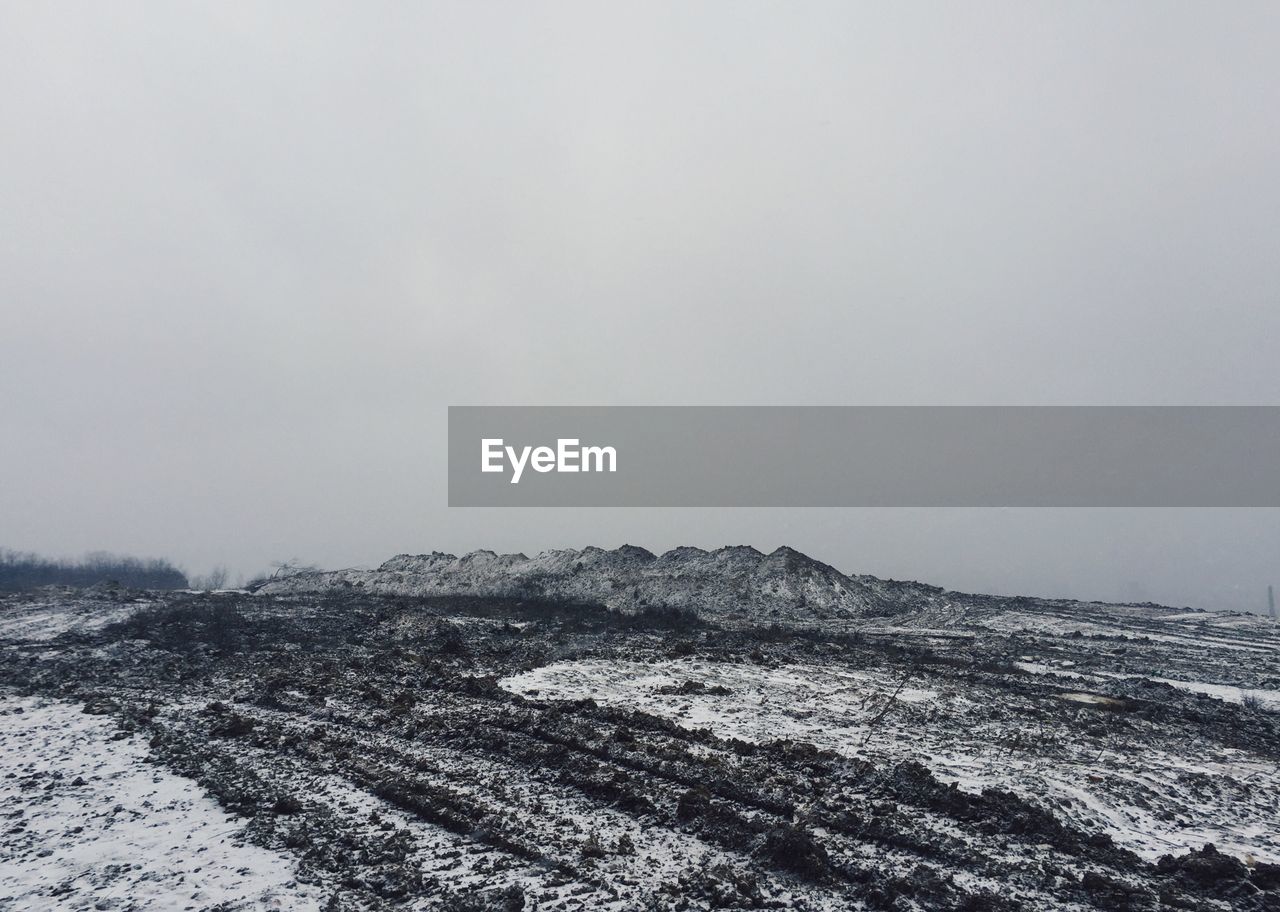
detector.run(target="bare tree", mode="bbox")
[245,559,320,591]
[195,566,230,590]
[269,559,319,580]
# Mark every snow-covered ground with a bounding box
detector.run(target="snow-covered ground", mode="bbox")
[0,695,323,911]
[974,611,1279,652]
[501,658,1280,865]
[5,579,1278,911]
[1142,676,1280,711]
[1015,661,1280,712]
[0,600,141,643]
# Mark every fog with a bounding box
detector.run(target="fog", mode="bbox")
[2,3,1278,611]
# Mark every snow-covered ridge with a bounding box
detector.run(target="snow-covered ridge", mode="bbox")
[258,545,939,623]
[256,544,1280,633]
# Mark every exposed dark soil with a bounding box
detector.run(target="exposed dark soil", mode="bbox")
[2,588,1279,911]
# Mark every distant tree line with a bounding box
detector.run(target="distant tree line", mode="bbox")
[0,549,188,592]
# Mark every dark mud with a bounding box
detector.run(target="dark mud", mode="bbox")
[2,588,1278,910]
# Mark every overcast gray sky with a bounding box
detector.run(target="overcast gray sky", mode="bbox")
[2,2,1278,610]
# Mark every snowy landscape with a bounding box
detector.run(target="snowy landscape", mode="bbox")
[3,546,1279,910]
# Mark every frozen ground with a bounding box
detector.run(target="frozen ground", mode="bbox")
[501,658,1280,864]
[0,695,321,911]
[0,596,143,643]
[1015,662,1280,713]
[3,581,1279,911]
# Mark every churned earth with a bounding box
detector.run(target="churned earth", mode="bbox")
[2,557,1279,911]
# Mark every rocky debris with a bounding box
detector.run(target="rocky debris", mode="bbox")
[1151,845,1280,911]
[254,546,1280,650]
[2,572,1280,911]
[655,680,734,696]
[256,545,938,623]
